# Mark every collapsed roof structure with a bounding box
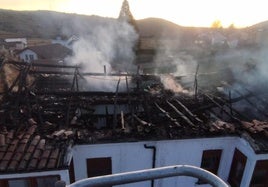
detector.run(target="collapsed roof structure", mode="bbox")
[0,57,268,174]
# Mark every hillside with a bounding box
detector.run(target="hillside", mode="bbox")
[136,17,183,38]
[0,9,185,39]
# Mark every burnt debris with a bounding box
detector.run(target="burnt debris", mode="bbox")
[1,59,268,173]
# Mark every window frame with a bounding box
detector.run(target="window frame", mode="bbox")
[250,160,268,187]
[197,149,222,184]
[0,175,60,187]
[87,157,112,178]
[228,148,247,187]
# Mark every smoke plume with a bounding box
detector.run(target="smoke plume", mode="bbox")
[153,37,197,93]
[64,16,138,92]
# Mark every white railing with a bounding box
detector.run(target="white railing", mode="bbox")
[62,165,229,187]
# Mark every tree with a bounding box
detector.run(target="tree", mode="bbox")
[118,0,138,31]
[211,20,222,28]
[228,23,235,29]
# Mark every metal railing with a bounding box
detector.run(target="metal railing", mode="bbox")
[64,165,229,187]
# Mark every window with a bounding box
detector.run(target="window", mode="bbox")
[228,149,247,187]
[197,149,222,184]
[0,180,8,187]
[29,54,34,61]
[25,54,28,61]
[69,158,75,183]
[250,160,268,187]
[36,176,59,187]
[9,179,29,187]
[87,157,112,178]
[0,175,60,187]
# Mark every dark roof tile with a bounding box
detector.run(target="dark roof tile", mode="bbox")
[16,143,27,153]
[3,152,13,161]
[28,159,38,170]
[13,152,23,161]
[33,149,42,159]
[21,137,29,144]
[16,132,25,140]
[26,125,37,135]
[37,139,46,150]
[18,160,27,171]
[31,135,41,146]
[8,160,19,171]
[41,149,51,159]
[47,158,57,169]
[27,145,36,153]
[38,158,48,170]
[7,139,19,152]
[0,160,9,171]
[0,152,5,160]
[50,148,59,159]
[0,134,5,146]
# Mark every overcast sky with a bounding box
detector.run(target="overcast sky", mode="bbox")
[1,0,268,27]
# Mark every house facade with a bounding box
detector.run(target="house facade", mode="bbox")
[71,136,268,187]
[1,131,267,187]
[18,49,38,63]
[18,43,71,63]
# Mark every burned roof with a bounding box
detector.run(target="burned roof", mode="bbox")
[1,60,268,173]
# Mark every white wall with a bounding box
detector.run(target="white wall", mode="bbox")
[5,38,27,45]
[72,136,258,187]
[236,138,268,187]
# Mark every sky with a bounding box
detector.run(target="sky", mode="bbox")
[1,0,268,28]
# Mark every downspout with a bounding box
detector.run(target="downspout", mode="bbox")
[144,144,156,187]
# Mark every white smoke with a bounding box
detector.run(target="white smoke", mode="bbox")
[153,38,197,93]
[65,17,138,92]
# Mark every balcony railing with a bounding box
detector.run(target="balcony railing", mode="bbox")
[56,165,229,187]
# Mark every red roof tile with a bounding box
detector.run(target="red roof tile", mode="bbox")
[0,125,69,173]
[0,134,5,146]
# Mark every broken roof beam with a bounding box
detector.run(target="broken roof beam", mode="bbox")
[28,70,134,76]
[243,86,268,106]
[166,100,196,128]
[203,93,241,124]
[34,91,139,97]
[154,102,181,127]
[221,82,268,117]
[133,114,151,126]
[208,93,251,122]
[6,61,79,69]
[230,88,268,118]
[173,99,203,124]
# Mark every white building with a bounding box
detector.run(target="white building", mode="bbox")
[18,43,71,63]
[0,86,268,187]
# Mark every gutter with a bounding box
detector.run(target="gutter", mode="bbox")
[144,144,156,187]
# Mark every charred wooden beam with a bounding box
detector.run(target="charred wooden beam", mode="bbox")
[203,93,241,123]
[113,78,121,130]
[121,111,125,130]
[6,61,80,68]
[166,100,195,128]
[33,91,139,97]
[193,92,257,114]
[154,102,181,127]
[209,93,251,121]
[173,99,203,124]
[242,86,268,110]
[229,88,268,118]
[133,114,150,126]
